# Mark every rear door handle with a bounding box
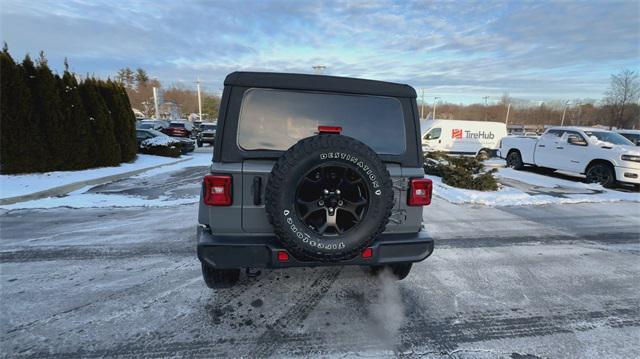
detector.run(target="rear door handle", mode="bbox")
[538,145,546,147]
[556,146,564,149]
[252,177,262,205]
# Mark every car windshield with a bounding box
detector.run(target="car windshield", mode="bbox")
[170,123,185,128]
[137,123,154,129]
[237,88,406,154]
[584,131,634,145]
[202,124,216,131]
[621,133,640,140]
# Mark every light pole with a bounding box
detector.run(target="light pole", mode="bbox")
[483,96,489,121]
[561,101,571,126]
[195,78,202,121]
[505,103,511,126]
[433,96,440,120]
[153,87,160,119]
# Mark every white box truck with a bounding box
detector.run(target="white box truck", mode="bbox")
[421,119,508,159]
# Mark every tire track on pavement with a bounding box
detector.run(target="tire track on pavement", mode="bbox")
[249,267,342,358]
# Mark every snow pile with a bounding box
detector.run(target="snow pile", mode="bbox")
[141,136,180,147]
[0,152,211,210]
[428,175,535,206]
[0,186,199,210]
[0,155,182,200]
[428,167,640,206]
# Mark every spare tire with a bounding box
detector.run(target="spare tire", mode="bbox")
[265,134,394,261]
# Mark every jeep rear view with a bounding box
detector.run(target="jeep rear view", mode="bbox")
[197,72,433,288]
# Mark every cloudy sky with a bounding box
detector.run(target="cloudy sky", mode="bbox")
[1,0,638,104]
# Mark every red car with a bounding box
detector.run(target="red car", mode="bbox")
[162,121,193,138]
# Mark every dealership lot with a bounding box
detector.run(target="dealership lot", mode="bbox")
[1,154,638,358]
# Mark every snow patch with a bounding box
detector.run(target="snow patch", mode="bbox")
[428,167,640,206]
[0,152,212,209]
[0,189,199,210]
[141,136,181,147]
[0,155,182,200]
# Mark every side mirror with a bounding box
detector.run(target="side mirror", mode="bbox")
[424,134,431,140]
[568,135,587,146]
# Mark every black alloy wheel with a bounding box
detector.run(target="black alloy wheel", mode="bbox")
[585,163,615,188]
[295,164,369,236]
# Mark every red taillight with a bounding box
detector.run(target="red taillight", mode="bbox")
[277,250,289,262]
[318,125,342,134]
[361,247,373,259]
[408,178,432,206]
[203,175,232,206]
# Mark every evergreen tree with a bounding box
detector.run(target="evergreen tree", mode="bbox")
[21,55,50,172]
[116,81,138,162]
[33,51,66,170]
[116,67,135,89]
[135,68,149,87]
[79,78,121,166]
[1,46,34,173]
[96,79,135,162]
[60,70,91,169]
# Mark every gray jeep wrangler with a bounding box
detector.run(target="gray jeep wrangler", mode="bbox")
[197,72,433,288]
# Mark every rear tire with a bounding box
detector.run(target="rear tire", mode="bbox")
[506,150,524,170]
[585,162,616,188]
[201,263,240,289]
[265,134,393,262]
[477,149,490,161]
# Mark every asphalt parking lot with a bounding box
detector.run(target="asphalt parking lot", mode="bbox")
[1,149,639,358]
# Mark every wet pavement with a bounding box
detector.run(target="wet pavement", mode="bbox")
[1,150,639,358]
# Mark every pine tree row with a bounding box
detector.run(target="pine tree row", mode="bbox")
[1,46,137,174]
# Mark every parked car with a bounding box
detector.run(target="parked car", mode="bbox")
[616,129,640,146]
[196,123,217,147]
[137,119,170,131]
[136,129,195,154]
[499,126,640,188]
[137,119,161,130]
[197,71,434,288]
[162,120,194,138]
[421,119,508,160]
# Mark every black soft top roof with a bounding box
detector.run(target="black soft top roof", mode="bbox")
[224,71,417,98]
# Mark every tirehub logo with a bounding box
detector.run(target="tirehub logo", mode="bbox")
[452,129,495,140]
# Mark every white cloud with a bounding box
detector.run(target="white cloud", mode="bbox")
[1,0,638,103]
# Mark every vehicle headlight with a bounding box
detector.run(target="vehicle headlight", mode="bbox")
[621,154,640,162]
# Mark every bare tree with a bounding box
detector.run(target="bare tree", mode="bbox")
[604,69,640,128]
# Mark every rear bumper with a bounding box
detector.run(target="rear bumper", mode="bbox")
[197,226,434,269]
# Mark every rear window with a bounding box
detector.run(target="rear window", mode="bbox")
[170,123,185,128]
[237,88,406,154]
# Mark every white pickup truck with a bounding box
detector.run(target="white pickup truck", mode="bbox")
[499,126,640,188]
